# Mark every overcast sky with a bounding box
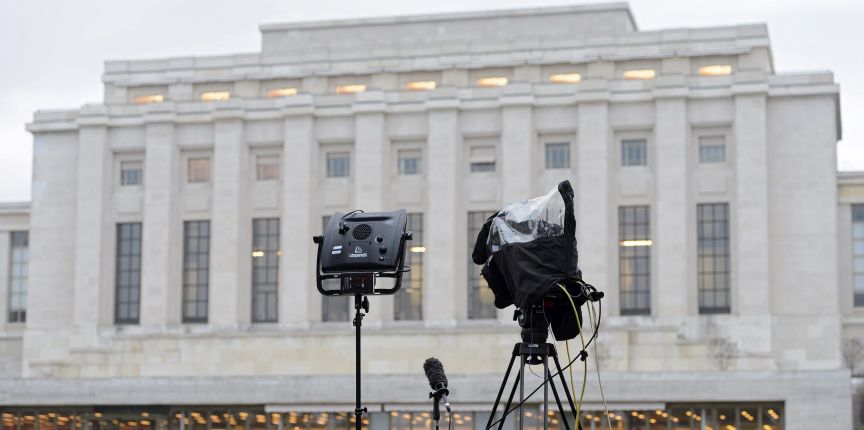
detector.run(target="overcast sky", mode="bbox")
[1,0,861,202]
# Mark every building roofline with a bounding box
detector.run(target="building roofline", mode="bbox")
[259,2,637,33]
[0,202,30,215]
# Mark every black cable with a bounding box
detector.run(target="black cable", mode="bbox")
[341,210,364,219]
[485,299,603,430]
[448,410,452,430]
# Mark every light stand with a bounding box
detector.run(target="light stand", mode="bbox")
[352,293,370,430]
[313,210,412,430]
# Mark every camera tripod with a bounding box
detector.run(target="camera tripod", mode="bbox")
[486,323,582,430]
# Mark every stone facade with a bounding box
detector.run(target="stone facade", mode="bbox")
[0,3,850,429]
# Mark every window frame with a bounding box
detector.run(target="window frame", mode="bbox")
[395,214,424,320]
[468,144,497,174]
[251,218,280,323]
[8,231,28,323]
[467,211,497,319]
[326,152,351,178]
[182,220,210,323]
[321,215,350,322]
[620,138,648,167]
[852,205,864,307]
[255,153,281,182]
[618,206,652,316]
[544,142,571,170]
[119,160,144,187]
[698,135,727,164]
[397,149,423,176]
[115,222,142,324]
[186,157,212,184]
[697,203,732,314]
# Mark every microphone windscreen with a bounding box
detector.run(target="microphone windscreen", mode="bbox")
[423,357,448,388]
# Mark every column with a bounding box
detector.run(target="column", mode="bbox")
[140,121,180,326]
[425,96,464,323]
[500,89,535,203]
[734,93,770,316]
[576,102,613,310]
[498,88,535,321]
[0,232,9,327]
[210,112,248,327]
[353,93,390,321]
[73,124,112,329]
[280,100,316,325]
[654,97,689,317]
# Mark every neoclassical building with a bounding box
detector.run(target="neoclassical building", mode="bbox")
[0,3,851,430]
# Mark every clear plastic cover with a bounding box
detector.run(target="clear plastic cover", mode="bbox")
[487,185,567,254]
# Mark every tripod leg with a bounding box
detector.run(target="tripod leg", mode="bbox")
[551,354,582,430]
[497,363,522,430]
[547,375,571,430]
[543,356,548,430]
[487,352,518,430]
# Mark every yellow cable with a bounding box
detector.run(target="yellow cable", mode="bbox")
[587,301,612,430]
[557,284,587,429]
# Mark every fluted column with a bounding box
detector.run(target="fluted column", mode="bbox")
[140,121,180,326]
[425,95,464,323]
[654,97,689,317]
[210,110,248,326]
[353,93,391,322]
[73,123,113,328]
[280,99,317,325]
[576,101,614,311]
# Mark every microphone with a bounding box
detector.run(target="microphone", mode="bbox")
[423,357,451,413]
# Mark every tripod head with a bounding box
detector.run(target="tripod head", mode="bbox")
[515,305,550,345]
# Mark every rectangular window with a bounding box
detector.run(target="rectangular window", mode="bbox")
[468,211,497,319]
[619,206,651,315]
[252,218,279,323]
[115,223,142,324]
[120,161,143,186]
[396,214,424,320]
[182,221,210,323]
[326,152,350,178]
[8,231,28,323]
[699,135,726,163]
[853,205,864,306]
[321,216,350,322]
[187,158,211,183]
[621,139,647,166]
[545,143,570,169]
[256,154,280,181]
[398,150,422,175]
[698,203,731,314]
[469,146,496,173]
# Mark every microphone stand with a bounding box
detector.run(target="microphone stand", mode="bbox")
[429,388,450,430]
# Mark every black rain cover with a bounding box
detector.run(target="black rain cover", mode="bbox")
[472,180,581,310]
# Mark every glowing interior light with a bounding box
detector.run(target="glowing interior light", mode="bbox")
[200,91,231,101]
[409,246,427,253]
[476,77,508,87]
[619,240,653,247]
[336,84,366,94]
[698,64,732,76]
[623,69,656,80]
[134,94,164,104]
[406,81,437,90]
[267,88,298,98]
[549,73,582,84]
[251,251,264,258]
